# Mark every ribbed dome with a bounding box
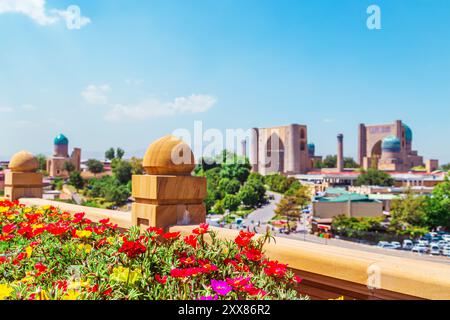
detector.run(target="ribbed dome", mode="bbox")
[54,134,69,145]
[382,136,401,152]
[143,135,195,175]
[403,124,413,143]
[307,143,315,156]
[9,150,39,172]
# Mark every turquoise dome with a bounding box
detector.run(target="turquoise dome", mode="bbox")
[403,124,412,143]
[307,143,315,156]
[382,136,401,152]
[54,134,69,145]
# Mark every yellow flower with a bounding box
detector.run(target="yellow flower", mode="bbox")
[17,275,34,284]
[31,224,44,231]
[62,290,80,300]
[107,236,116,244]
[0,284,13,300]
[0,207,7,213]
[33,290,49,300]
[77,244,92,254]
[25,246,33,258]
[329,296,345,300]
[75,230,92,239]
[7,214,15,220]
[111,266,142,284]
[23,207,32,214]
[68,280,90,290]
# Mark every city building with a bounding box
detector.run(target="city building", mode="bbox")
[358,120,437,171]
[250,124,315,175]
[46,134,81,178]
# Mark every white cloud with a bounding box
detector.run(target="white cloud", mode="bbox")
[0,0,90,29]
[81,84,111,105]
[0,106,13,112]
[105,94,217,122]
[52,7,91,29]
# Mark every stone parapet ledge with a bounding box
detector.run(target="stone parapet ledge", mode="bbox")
[169,225,450,300]
[19,198,132,230]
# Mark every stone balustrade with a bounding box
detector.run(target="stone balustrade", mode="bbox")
[10,135,450,300]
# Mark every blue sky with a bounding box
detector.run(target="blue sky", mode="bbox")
[0,0,449,163]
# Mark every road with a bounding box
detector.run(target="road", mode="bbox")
[222,191,450,265]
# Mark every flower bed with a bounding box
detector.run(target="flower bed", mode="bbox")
[0,200,306,300]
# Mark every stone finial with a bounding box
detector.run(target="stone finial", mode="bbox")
[143,135,195,175]
[132,135,206,231]
[9,151,39,173]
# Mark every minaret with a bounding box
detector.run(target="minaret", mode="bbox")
[337,134,344,172]
[241,139,247,158]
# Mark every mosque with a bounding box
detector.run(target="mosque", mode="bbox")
[46,134,81,177]
[250,120,438,176]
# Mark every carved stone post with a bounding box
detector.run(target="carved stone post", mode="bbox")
[132,135,207,231]
[4,151,43,201]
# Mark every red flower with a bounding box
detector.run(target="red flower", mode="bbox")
[163,231,181,240]
[198,259,218,273]
[54,280,68,291]
[46,222,70,236]
[73,212,85,223]
[226,276,251,289]
[102,287,113,296]
[35,262,47,276]
[2,223,17,234]
[263,260,288,277]
[147,226,164,235]
[99,218,110,225]
[235,231,255,247]
[95,237,108,248]
[243,283,267,297]
[0,256,8,264]
[118,238,147,259]
[89,284,99,293]
[293,275,302,284]
[183,235,198,248]
[155,274,168,284]
[193,223,209,235]
[180,256,196,266]
[242,248,263,262]
[13,252,27,265]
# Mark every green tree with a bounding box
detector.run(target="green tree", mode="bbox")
[390,190,427,227]
[322,155,337,168]
[112,160,133,184]
[440,163,450,172]
[129,157,144,175]
[274,196,300,234]
[355,169,394,186]
[425,177,450,229]
[36,154,47,172]
[86,159,104,176]
[105,148,115,161]
[218,178,241,195]
[69,171,84,190]
[116,148,125,160]
[223,194,241,212]
[238,184,259,208]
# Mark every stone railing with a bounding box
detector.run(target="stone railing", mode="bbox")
[9,135,450,300]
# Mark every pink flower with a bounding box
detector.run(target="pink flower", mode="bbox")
[211,279,232,296]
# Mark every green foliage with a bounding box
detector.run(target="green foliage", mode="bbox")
[51,177,64,191]
[218,178,241,195]
[35,154,47,172]
[112,159,133,184]
[390,190,427,227]
[332,215,385,238]
[86,159,104,175]
[223,194,241,211]
[87,176,130,206]
[116,148,125,160]
[355,169,394,187]
[317,155,359,169]
[105,148,115,161]
[129,157,144,175]
[264,174,298,194]
[440,163,450,172]
[69,171,84,190]
[424,177,450,229]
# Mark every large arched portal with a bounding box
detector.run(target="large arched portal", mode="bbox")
[265,132,285,173]
[371,140,382,169]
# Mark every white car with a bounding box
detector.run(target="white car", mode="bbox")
[378,242,396,249]
[429,244,441,256]
[402,240,414,250]
[390,241,401,249]
[442,235,450,242]
[418,240,429,246]
[437,240,447,249]
[442,245,450,257]
[412,244,428,254]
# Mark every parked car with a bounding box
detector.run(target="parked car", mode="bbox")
[402,239,414,250]
[418,239,429,246]
[442,235,450,242]
[442,245,450,257]
[390,241,401,249]
[377,241,396,249]
[412,244,428,254]
[430,244,441,256]
[437,240,448,249]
